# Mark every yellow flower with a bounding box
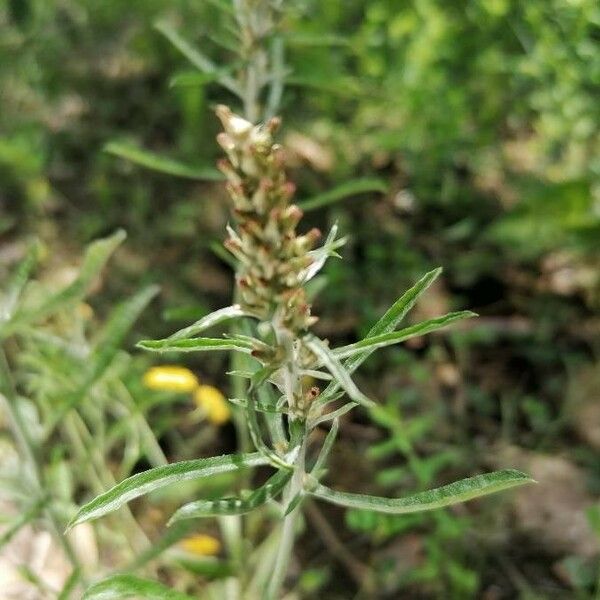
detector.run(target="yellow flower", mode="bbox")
[194,385,231,425]
[143,366,199,393]
[180,534,221,556]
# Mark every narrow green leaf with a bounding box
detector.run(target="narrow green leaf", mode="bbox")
[83,575,195,600]
[105,141,223,181]
[167,305,252,341]
[305,336,375,408]
[209,239,238,268]
[316,268,443,406]
[310,402,354,429]
[168,470,291,523]
[137,337,254,354]
[1,240,40,325]
[228,397,286,414]
[283,491,304,516]
[361,268,443,343]
[334,311,477,360]
[93,285,159,363]
[169,71,220,88]
[67,453,268,529]
[299,178,388,212]
[8,231,125,332]
[310,469,534,514]
[284,32,350,48]
[246,391,293,471]
[57,568,81,600]
[311,418,340,476]
[154,21,239,95]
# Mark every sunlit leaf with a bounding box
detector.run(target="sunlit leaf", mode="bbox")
[310,469,534,514]
[83,575,196,600]
[67,453,268,529]
[105,141,223,181]
[299,178,388,212]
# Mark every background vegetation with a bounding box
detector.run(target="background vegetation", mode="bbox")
[1,0,599,598]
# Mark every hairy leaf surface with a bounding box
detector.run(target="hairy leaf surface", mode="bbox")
[169,470,291,523]
[310,469,533,514]
[68,453,268,529]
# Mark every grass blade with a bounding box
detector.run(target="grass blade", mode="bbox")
[311,469,534,514]
[67,453,268,529]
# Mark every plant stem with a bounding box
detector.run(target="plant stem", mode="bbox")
[266,435,306,600]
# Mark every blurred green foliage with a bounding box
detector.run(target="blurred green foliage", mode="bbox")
[1,0,599,597]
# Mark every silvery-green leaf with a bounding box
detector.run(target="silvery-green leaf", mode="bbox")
[317,268,443,405]
[168,470,291,523]
[228,397,287,414]
[167,305,251,341]
[67,453,268,529]
[311,418,340,476]
[246,392,293,471]
[304,336,375,408]
[301,223,347,282]
[137,337,254,354]
[360,268,443,344]
[310,469,533,514]
[309,402,354,428]
[334,311,476,360]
